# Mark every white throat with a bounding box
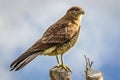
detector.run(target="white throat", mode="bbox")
[79,15,83,23]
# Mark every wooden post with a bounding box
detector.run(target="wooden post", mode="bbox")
[49,65,71,80]
[84,55,104,80]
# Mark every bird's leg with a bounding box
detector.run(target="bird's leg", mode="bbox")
[56,55,60,66]
[61,54,64,66]
[55,54,71,72]
[60,54,72,72]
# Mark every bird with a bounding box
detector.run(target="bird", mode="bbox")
[10,6,85,71]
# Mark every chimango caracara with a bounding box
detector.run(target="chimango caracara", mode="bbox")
[10,6,85,71]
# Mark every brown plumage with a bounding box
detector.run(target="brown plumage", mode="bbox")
[10,6,85,71]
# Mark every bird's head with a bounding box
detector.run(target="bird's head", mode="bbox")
[66,6,85,20]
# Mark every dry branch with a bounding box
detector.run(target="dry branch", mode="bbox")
[84,55,104,80]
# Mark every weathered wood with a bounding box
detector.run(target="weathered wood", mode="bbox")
[84,55,104,80]
[49,66,71,80]
[87,69,103,80]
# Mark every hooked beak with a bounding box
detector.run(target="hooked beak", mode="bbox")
[80,10,85,15]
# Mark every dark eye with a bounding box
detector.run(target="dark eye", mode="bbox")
[71,8,79,11]
[67,7,80,13]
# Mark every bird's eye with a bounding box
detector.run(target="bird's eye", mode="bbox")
[71,8,79,12]
[67,7,80,13]
[74,9,78,11]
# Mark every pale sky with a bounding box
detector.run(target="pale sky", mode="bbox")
[0,0,120,80]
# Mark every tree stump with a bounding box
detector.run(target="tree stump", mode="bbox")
[49,65,71,80]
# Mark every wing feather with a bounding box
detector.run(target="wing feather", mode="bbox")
[30,21,79,52]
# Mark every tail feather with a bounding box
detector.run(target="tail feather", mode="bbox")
[10,53,38,71]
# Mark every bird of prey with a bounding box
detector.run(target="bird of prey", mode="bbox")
[10,6,85,71]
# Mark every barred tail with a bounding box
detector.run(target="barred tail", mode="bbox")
[10,52,38,71]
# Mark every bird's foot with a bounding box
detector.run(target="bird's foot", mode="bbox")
[55,64,72,72]
[60,65,72,72]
